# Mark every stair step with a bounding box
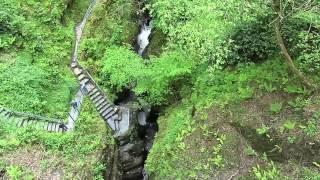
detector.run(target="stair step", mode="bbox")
[56,124,62,132]
[98,104,113,114]
[93,96,104,104]
[47,122,52,132]
[45,122,50,131]
[71,62,78,68]
[43,122,49,131]
[85,84,95,92]
[30,120,37,127]
[24,119,32,127]
[18,119,26,127]
[52,123,58,132]
[26,120,33,126]
[90,91,101,100]
[34,121,42,129]
[48,122,53,131]
[51,123,57,132]
[101,107,114,117]
[41,122,48,130]
[104,112,117,121]
[88,88,98,96]
[12,118,21,126]
[95,98,106,108]
[50,123,56,131]
[73,68,83,76]
[78,74,86,81]
[80,78,90,85]
[58,125,65,132]
[97,101,109,111]
[4,111,11,118]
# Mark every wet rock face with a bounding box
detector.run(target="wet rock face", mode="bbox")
[117,139,145,179]
[114,106,159,180]
[116,111,145,180]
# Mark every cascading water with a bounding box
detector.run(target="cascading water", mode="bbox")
[137,21,152,56]
[135,10,159,180]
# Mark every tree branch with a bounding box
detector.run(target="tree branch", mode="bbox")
[272,0,315,89]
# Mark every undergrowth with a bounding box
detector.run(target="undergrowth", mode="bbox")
[0,98,114,179]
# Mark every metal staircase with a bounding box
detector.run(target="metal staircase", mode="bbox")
[70,62,130,135]
[0,107,67,132]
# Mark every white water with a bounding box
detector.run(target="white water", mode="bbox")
[137,22,152,55]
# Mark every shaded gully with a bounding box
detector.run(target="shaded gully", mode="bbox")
[110,3,158,180]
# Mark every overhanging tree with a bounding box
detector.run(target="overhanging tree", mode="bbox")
[272,0,318,89]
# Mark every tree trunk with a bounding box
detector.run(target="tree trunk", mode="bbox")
[272,0,315,89]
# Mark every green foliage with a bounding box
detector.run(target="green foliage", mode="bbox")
[231,15,277,63]
[303,168,320,180]
[145,104,195,177]
[252,162,281,180]
[283,120,296,131]
[296,31,320,74]
[145,59,299,179]
[191,59,289,109]
[270,102,283,114]
[256,125,270,135]
[0,53,76,117]
[303,119,318,137]
[288,97,310,111]
[80,0,139,60]
[0,99,114,178]
[135,51,194,104]
[245,146,258,156]
[6,165,34,180]
[102,46,144,91]
[0,0,78,117]
[0,54,49,113]
[102,47,194,105]
[149,0,270,69]
[210,134,226,168]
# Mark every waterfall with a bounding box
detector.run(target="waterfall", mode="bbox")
[137,22,152,56]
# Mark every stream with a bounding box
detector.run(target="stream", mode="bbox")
[137,18,152,56]
[118,7,159,179]
[72,0,157,179]
[114,4,158,180]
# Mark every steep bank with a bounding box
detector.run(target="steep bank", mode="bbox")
[145,59,320,179]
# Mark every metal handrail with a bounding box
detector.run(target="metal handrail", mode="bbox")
[0,106,63,123]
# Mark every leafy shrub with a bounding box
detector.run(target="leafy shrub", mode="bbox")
[135,50,194,105]
[0,0,78,116]
[0,54,50,113]
[101,46,145,92]
[80,0,139,61]
[295,31,320,74]
[149,0,270,69]
[231,15,277,63]
[102,46,194,105]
